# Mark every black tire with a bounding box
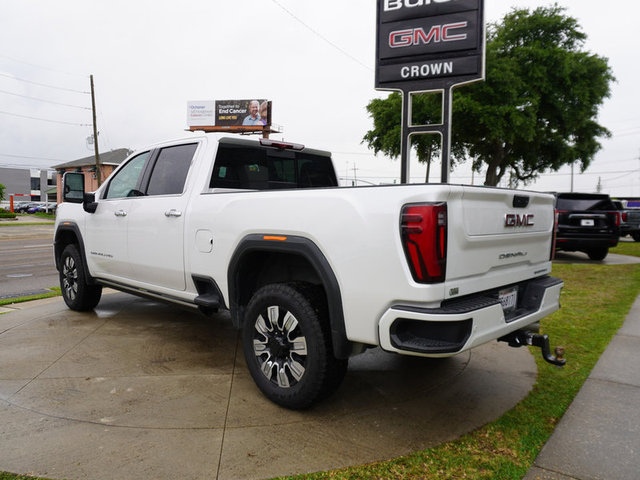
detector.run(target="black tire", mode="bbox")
[59,244,102,311]
[632,233,640,242]
[242,283,347,409]
[587,247,608,261]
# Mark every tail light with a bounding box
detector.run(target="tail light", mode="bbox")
[400,203,447,283]
[622,212,628,223]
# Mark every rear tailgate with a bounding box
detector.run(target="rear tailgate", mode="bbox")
[444,186,555,299]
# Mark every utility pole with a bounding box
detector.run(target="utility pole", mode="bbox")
[90,75,102,186]
[570,162,574,192]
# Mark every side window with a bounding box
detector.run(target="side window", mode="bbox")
[146,143,197,196]
[104,152,150,199]
[211,145,267,189]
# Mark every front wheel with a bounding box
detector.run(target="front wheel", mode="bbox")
[59,244,102,311]
[632,232,640,242]
[242,283,347,409]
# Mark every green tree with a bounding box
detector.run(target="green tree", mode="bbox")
[364,92,444,182]
[0,183,5,202]
[364,5,614,186]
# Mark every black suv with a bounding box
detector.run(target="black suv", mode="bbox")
[554,192,620,260]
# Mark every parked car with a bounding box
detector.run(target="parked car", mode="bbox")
[14,202,37,213]
[554,192,620,260]
[613,200,640,241]
[27,204,45,214]
[25,203,56,214]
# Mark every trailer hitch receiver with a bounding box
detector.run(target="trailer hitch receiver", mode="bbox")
[499,330,566,367]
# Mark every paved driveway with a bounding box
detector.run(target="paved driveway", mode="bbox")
[0,293,536,480]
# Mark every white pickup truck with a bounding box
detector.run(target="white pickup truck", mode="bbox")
[55,135,564,408]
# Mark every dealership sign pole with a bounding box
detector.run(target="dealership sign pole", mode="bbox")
[375,0,485,183]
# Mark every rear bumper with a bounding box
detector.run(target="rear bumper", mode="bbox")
[378,276,563,357]
[619,224,640,235]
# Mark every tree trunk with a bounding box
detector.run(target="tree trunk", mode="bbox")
[484,143,506,186]
[425,144,432,183]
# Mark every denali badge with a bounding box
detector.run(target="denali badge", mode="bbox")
[499,251,528,260]
[505,213,534,227]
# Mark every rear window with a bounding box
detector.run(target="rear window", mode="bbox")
[556,195,616,211]
[210,143,337,190]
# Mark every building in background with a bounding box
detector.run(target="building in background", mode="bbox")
[0,166,57,205]
[52,149,130,204]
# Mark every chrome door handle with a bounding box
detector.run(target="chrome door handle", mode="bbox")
[164,209,182,218]
[114,210,127,217]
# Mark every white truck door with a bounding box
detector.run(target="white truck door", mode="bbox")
[126,143,198,291]
[84,151,150,280]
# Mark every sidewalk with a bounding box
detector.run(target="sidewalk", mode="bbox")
[524,296,640,480]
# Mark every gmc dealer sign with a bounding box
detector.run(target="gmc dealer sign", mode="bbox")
[375,0,484,91]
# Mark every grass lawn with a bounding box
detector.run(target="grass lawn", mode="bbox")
[611,240,640,257]
[0,288,61,308]
[2,243,640,480]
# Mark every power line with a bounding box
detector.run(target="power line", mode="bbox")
[0,152,66,161]
[0,54,87,78]
[612,130,640,138]
[0,88,90,110]
[0,109,91,127]
[0,163,55,169]
[269,0,373,72]
[0,72,89,94]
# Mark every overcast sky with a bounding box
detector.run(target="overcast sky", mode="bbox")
[1,0,639,196]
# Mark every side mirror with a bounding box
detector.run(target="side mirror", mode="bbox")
[62,172,85,203]
[83,192,98,213]
[62,172,98,213]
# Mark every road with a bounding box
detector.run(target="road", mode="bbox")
[0,223,58,300]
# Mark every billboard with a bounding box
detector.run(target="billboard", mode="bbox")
[187,100,270,128]
[375,0,485,91]
[187,101,215,127]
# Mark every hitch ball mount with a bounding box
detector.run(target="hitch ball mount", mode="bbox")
[499,330,566,367]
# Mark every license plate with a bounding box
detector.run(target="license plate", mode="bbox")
[581,219,595,226]
[499,287,518,312]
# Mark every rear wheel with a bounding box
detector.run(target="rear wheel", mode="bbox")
[587,247,608,261]
[242,283,347,409]
[632,233,640,242]
[59,244,102,311]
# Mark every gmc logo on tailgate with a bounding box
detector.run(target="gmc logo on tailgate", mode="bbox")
[505,214,535,227]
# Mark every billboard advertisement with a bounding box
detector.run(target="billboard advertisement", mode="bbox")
[375,0,485,91]
[216,99,270,127]
[187,101,215,127]
[187,100,271,128]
